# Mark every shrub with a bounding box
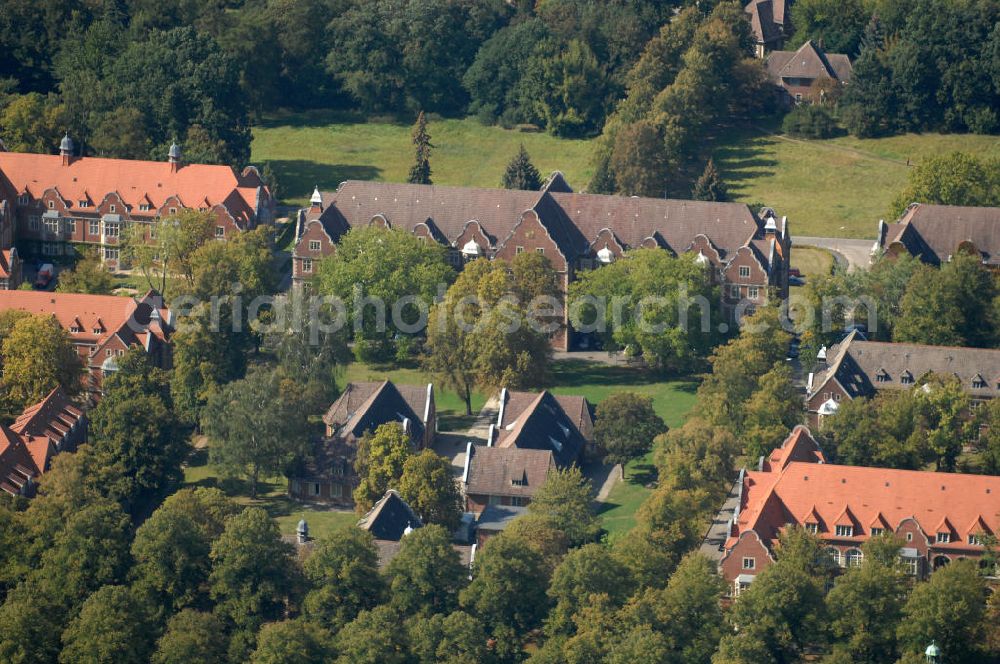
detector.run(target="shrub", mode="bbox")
[781,105,839,139]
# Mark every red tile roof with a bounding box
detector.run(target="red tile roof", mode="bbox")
[761,425,825,471]
[0,151,264,225]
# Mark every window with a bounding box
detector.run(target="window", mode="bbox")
[104,222,119,238]
[215,226,225,238]
[309,240,321,251]
[906,532,913,542]
[309,483,320,497]
[29,215,40,231]
[805,522,819,534]
[742,557,755,570]
[536,247,545,255]
[70,325,81,333]
[729,285,740,299]
[826,548,842,566]
[47,200,55,209]
[106,349,113,357]
[66,220,76,234]
[104,247,119,261]
[833,393,842,402]
[330,483,343,498]
[876,370,890,383]
[739,265,751,278]
[168,207,177,215]
[109,204,116,213]
[936,532,950,544]
[735,580,752,597]
[89,220,99,236]
[302,259,313,273]
[845,549,863,567]
[835,525,854,537]
[78,200,89,208]
[139,203,151,212]
[870,527,884,537]
[44,218,59,235]
[971,400,983,411]
[904,557,919,576]
[511,496,527,507]
[488,494,502,506]
[515,246,524,254]
[901,372,914,384]
[117,349,125,357]
[969,534,982,546]
[17,194,29,205]
[748,286,760,299]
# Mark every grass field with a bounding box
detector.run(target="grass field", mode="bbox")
[713,124,1000,239]
[791,245,835,278]
[253,110,1000,240]
[252,110,595,206]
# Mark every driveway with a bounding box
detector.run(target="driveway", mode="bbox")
[699,475,742,561]
[792,235,875,272]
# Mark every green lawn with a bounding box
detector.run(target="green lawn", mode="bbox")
[713,124,1000,239]
[183,448,357,538]
[252,110,595,206]
[791,245,835,278]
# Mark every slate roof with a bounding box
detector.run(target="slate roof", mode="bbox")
[476,504,529,532]
[729,461,1000,552]
[465,446,555,499]
[809,333,1000,402]
[357,489,423,541]
[499,389,594,443]
[0,151,265,226]
[881,203,1000,266]
[745,0,782,46]
[495,390,588,466]
[322,381,430,443]
[766,41,853,83]
[305,180,772,269]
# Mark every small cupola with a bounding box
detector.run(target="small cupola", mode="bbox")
[59,133,74,166]
[296,518,310,544]
[168,141,182,172]
[310,186,323,211]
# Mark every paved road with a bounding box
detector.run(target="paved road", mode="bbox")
[699,475,742,562]
[793,235,875,272]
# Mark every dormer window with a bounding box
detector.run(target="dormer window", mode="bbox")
[870,527,883,537]
[835,525,854,537]
[70,325,81,333]
[17,194,29,205]
[139,203,151,212]
[78,200,89,208]
[511,476,527,487]
[875,369,890,383]
[973,375,987,389]
[968,534,982,546]
[936,532,950,544]
[901,371,914,385]
[805,522,818,534]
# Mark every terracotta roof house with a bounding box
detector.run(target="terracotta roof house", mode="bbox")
[0,289,173,396]
[462,444,556,515]
[718,427,1000,594]
[745,0,791,57]
[0,387,86,496]
[0,247,20,290]
[877,203,1000,268]
[288,381,436,507]
[758,424,825,471]
[0,137,273,273]
[490,388,590,467]
[357,489,475,569]
[293,178,791,350]
[766,40,853,103]
[805,331,1000,427]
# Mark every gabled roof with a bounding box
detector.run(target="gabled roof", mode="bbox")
[767,40,852,82]
[465,446,555,499]
[761,425,825,471]
[0,151,264,225]
[881,203,1000,266]
[11,386,84,445]
[495,390,587,466]
[499,389,594,443]
[357,489,422,541]
[322,381,431,443]
[745,0,781,45]
[808,334,1000,403]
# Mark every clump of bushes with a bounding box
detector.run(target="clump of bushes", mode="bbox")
[781,105,839,139]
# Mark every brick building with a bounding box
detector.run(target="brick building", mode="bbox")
[0,137,274,276]
[0,289,173,396]
[766,40,853,103]
[745,0,791,57]
[718,427,1000,595]
[877,203,1000,268]
[0,387,87,497]
[287,380,435,506]
[292,177,790,350]
[805,331,1000,427]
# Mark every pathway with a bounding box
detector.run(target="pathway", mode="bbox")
[699,475,742,561]
[431,394,500,477]
[793,235,875,272]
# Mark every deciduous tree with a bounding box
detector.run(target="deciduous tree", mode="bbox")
[59,585,156,664]
[352,423,413,512]
[398,451,463,530]
[385,524,465,617]
[152,610,228,664]
[527,466,600,547]
[594,392,667,479]
[57,250,115,295]
[0,314,83,416]
[301,527,384,629]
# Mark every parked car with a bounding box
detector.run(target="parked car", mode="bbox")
[34,263,54,289]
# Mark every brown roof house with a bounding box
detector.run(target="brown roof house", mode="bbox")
[0,136,273,271]
[0,387,86,497]
[745,0,791,57]
[287,381,436,507]
[766,40,853,103]
[877,203,1000,268]
[716,427,1000,596]
[490,388,591,467]
[358,489,475,569]
[293,177,792,350]
[805,331,1000,427]
[462,445,556,516]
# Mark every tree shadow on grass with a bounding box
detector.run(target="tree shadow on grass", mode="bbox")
[628,463,658,487]
[594,500,621,516]
[267,160,382,200]
[549,358,700,390]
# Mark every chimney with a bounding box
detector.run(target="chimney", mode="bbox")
[168,142,182,173]
[59,134,74,166]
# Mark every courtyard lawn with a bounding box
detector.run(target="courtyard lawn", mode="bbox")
[791,245,835,279]
[251,110,595,206]
[183,448,357,538]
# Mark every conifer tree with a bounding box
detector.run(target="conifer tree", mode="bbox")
[501,144,542,190]
[408,111,433,185]
[691,158,727,202]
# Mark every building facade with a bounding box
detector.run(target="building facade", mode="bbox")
[766,40,853,103]
[718,427,1000,595]
[0,289,173,396]
[292,177,791,351]
[0,137,274,275]
[877,203,1000,268]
